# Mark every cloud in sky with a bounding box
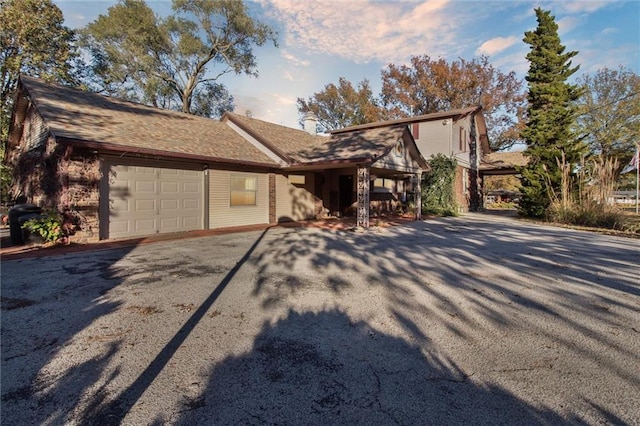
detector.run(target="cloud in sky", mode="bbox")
[558,1,611,14]
[52,0,639,130]
[476,36,519,56]
[259,0,458,64]
[557,16,583,35]
[281,50,310,67]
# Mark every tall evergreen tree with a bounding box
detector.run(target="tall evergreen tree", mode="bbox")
[519,8,583,218]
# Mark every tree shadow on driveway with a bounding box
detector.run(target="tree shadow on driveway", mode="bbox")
[243,215,640,423]
[4,214,636,424]
[1,248,135,425]
[173,309,567,425]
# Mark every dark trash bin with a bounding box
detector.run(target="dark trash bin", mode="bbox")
[9,204,42,245]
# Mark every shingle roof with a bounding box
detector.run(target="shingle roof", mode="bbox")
[19,76,278,167]
[480,151,528,170]
[329,106,481,134]
[223,112,328,163]
[16,77,430,171]
[296,126,407,164]
[225,113,423,167]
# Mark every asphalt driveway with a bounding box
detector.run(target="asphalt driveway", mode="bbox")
[1,213,639,425]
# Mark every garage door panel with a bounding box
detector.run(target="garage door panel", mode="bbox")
[135,166,156,174]
[160,199,179,210]
[182,216,200,227]
[107,163,203,239]
[183,170,200,178]
[160,182,179,194]
[135,199,157,212]
[135,180,157,193]
[160,169,179,176]
[159,217,179,230]
[183,199,200,209]
[110,192,132,213]
[183,182,200,193]
[110,220,130,235]
[134,218,157,233]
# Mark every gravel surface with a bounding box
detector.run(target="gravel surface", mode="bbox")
[1,213,639,425]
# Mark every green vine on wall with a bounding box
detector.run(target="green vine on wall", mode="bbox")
[421,154,458,216]
[21,210,66,245]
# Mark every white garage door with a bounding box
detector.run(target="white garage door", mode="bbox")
[107,163,203,239]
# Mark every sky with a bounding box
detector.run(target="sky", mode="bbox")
[54,0,640,130]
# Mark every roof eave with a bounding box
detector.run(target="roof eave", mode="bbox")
[284,156,374,170]
[57,137,279,169]
[329,106,482,134]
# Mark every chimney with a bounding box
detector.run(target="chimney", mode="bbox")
[303,111,317,135]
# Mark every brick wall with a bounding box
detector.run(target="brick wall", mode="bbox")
[454,165,469,212]
[64,151,100,243]
[268,173,276,224]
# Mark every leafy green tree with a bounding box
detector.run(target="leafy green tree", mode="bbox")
[575,67,640,166]
[518,8,584,218]
[380,55,526,151]
[296,78,383,132]
[82,0,277,117]
[421,154,458,216]
[0,0,78,202]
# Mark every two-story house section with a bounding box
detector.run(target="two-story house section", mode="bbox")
[332,106,490,212]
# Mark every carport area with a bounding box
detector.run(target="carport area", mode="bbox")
[1,213,639,424]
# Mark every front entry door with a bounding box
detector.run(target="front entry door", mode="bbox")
[338,175,353,215]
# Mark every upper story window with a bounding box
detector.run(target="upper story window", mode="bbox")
[230,175,257,206]
[459,127,468,152]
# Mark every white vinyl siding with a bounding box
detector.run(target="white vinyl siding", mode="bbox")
[209,170,268,229]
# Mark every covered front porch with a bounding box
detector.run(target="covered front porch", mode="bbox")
[281,163,422,229]
[275,123,429,228]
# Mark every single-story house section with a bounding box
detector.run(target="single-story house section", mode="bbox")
[222,112,427,224]
[6,76,427,242]
[333,107,490,212]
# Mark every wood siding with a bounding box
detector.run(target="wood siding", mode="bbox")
[209,169,269,229]
[373,137,421,173]
[21,103,49,152]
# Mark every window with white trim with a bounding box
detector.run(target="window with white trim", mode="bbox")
[230,175,257,206]
[459,127,468,152]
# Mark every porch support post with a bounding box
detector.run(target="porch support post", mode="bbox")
[356,165,370,228]
[414,171,422,220]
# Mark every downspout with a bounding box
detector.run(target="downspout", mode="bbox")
[469,113,481,211]
[203,165,209,230]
